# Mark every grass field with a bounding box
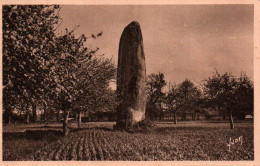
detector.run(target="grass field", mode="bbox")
[2,121,254,161]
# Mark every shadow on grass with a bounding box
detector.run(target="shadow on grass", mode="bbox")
[154,126,216,133]
[3,130,63,141]
[201,120,253,123]
[70,126,114,132]
[27,126,62,129]
[158,120,253,124]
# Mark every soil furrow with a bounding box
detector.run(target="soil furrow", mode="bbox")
[82,131,91,160]
[99,130,114,160]
[88,129,97,160]
[40,140,63,160]
[76,136,84,160]
[68,139,78,160]
[93,129,105,160]
[52,141,65,160]
[60,141,73,160]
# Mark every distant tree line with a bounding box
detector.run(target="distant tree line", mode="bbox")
[146,71,253,129]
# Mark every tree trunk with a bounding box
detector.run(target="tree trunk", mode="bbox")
[182,112,186,121]
[78,112,82,128]
[32,102,37,122]
[41,110,43,121]
[20,110,22,122]
[222,114,226,120]
[5,106,12,124]
[84,111,89,122]
[56,110,60,122]
[174,111,177,124]
[229,110,234,129]
[63,110,70,136]
[145,106,151,121]
[8,116,11,124]
[75,113,78,122]
[43,102,47,122]
[25,103,30,124]
[26,111,30,124]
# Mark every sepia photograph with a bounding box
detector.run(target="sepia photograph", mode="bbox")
[1,1,258,164]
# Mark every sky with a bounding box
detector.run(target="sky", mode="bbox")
[58,5,254,88]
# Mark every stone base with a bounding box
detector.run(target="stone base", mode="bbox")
[113,119,156,133]
[113,122,126,131]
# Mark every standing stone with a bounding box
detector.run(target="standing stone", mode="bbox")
[114,21,146,130]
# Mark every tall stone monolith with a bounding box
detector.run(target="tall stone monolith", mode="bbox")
[114,21,146,130]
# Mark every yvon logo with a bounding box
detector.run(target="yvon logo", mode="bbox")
[227,136,243,152]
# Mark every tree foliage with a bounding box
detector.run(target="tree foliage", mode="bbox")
[165,84,180,123]
[71,57,117,114]
[177,79,201,120]
[165,79,201,122]
[234,73,254,119]
[146,72,167,120]
[3,5,61,123]
[146,72,166,103]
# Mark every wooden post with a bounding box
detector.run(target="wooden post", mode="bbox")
[63,110,70,136]
[229,110,234,129]
[77,111,82,128]
[174,111,177,124]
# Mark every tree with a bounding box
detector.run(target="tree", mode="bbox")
[47,27,104,135]
[3,5,61,124]
[234,73,254,119]
[70,57,116,127]
[146,72,167,120]
[203,71,238,129]
[85,88,118,122]
[165,84,180,124]
[177,79,201,121]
